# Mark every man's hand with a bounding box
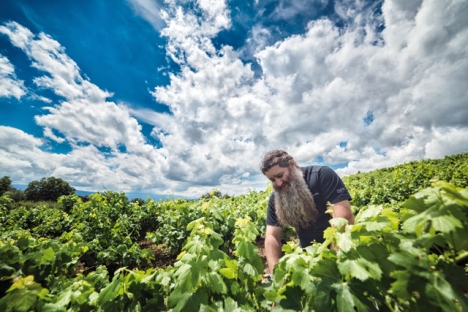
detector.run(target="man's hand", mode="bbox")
[265,225,283,274]
[262,273,272,283]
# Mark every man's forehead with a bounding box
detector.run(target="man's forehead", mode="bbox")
[265,165,288,177]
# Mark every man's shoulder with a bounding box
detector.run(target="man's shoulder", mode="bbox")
[300,165,324,170]
[300,165,323,186]
[300,165,326,176]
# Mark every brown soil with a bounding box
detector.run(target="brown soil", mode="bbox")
[75,237,269,277]
[138,239,177,269]
[255,236,269,275]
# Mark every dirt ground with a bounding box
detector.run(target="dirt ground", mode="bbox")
[76,237,269,278]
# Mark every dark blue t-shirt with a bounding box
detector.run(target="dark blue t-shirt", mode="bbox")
[266,166,351,247]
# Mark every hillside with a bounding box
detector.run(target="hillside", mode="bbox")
[343,152,468,207]
[1,152,467,311]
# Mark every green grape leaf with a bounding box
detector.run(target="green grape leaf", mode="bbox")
[175,263,199,291]
[402,211,431,235]
[291,265,312,291]
[219,258,238,279]
[389,270,411,299]
[41,247,55,263]
[242,262,260,277]
[199,297,241,312]
[169,288,208,312]
[278,286,303,310]
[332,282,356,312]
[323,226,337,240]
[223,297,241,312]
[356,205,382,221]
[310,256,341,283]
[167,289,192,312]
[7,288,39,312]
[335,232,354,252]
[402,196,427,213]
[329,217,349,231]
[185,236,204,255]
[426,272,466,312]
[236,241,256,260]
[206,272,227,294]
[338,257,382,281]
[97,274,124,305]
[388,251,418,268]
[16,237,31,249]
[431,215,463,233]
[54,288,73,308]
[381,208,400,229]
[363,221,388,232]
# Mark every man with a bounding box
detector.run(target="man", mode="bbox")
[260,150,354,274]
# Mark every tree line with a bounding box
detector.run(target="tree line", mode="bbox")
[0,176,75,202]
[1,175,232,204]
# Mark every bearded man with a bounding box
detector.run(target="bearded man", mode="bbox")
[260,150,354,274]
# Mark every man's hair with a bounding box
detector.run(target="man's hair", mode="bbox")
[260,150,295,174]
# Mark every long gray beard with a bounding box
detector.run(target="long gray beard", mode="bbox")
[274,166,318,229]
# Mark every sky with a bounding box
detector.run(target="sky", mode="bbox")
[0,0,467,199]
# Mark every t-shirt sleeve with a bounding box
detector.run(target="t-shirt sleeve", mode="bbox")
[318,166,352,204]
[266,194,281,226]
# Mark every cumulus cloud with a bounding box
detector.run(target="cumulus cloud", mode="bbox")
[0,126,60,183]
[0,54,26,99]
[150,0,468,193]
[0,21,168,194]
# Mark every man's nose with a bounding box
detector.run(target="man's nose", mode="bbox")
[275,179,283,187]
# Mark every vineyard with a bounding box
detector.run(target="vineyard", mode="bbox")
[1,152,468,311]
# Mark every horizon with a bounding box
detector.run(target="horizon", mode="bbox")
[8,150,466,200]
[1,0,467,198]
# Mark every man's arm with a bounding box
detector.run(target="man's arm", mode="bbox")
[329,200,354,251]
[265,225,283,274]
[330,199,354,226]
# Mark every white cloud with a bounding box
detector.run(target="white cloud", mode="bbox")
[43,127,65,143]
[1,22,112,103]
[0,54,26,99]
[0,126,61,183]
[424,127,468,159]
[126,0,166,30]
[0,22,170,194]
[151,0,468,193]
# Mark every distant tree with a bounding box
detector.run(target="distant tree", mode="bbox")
[25,177,75,202]
[78,195,90,202]
[200,189,227,200]
[4,189,25,202]
[0,176,13,196]
[130,197,145,206]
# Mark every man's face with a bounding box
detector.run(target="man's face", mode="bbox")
[265,164,292,191]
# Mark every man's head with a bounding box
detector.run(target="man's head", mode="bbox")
[260,150,296,174]
[260,150,318,229]
[260,150,296,191]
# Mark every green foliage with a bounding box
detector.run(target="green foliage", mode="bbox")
[130,197,146,206]
[0,176,13,196]
[200,188,230,200]
[3,189,25,202]
[24,176,75,202]
[343,152,468,207]
[1,153,467,311]
[261,182,468,311]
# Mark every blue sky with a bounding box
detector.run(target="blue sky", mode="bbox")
[1,0,467,198]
